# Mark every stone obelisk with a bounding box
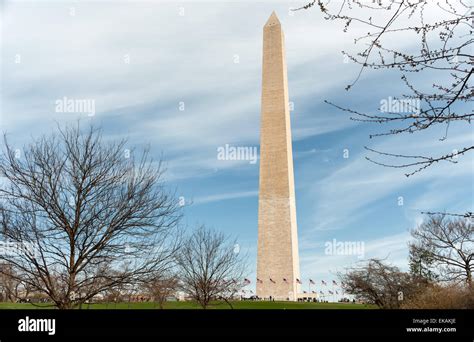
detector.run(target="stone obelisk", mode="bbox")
[257,11,300,301]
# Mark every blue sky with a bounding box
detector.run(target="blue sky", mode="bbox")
[1,1,472,294]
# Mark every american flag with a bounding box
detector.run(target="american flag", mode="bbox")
[332,280,338,286]
[296,278,302,284]
[321,280,327,286]
[309,279,315,285]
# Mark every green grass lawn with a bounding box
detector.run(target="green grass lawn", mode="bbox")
[0,301,375,310]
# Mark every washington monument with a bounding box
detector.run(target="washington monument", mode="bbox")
[257,12,301,301]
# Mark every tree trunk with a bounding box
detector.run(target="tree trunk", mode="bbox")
[223,297,234,309]
[466,266,472,287]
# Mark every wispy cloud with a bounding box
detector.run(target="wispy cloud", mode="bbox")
[192,190,258,205]
[306,129,472,233]
[300,231,412,282]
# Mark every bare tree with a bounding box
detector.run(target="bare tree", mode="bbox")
[0,263,21,302]
[102,281,126,308]
[143,273,178,309]
[298,1,473,177]
[340,259,427,308]
[0,123,181,309]
[175,226,247,309]
[410,214,473,285]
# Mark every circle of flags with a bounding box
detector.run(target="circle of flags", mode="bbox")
[242,278,341,285]
[239,278,345,300]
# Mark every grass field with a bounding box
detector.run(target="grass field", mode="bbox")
[0,301,375,310]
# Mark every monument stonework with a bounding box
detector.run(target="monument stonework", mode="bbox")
[257,12,301,301]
